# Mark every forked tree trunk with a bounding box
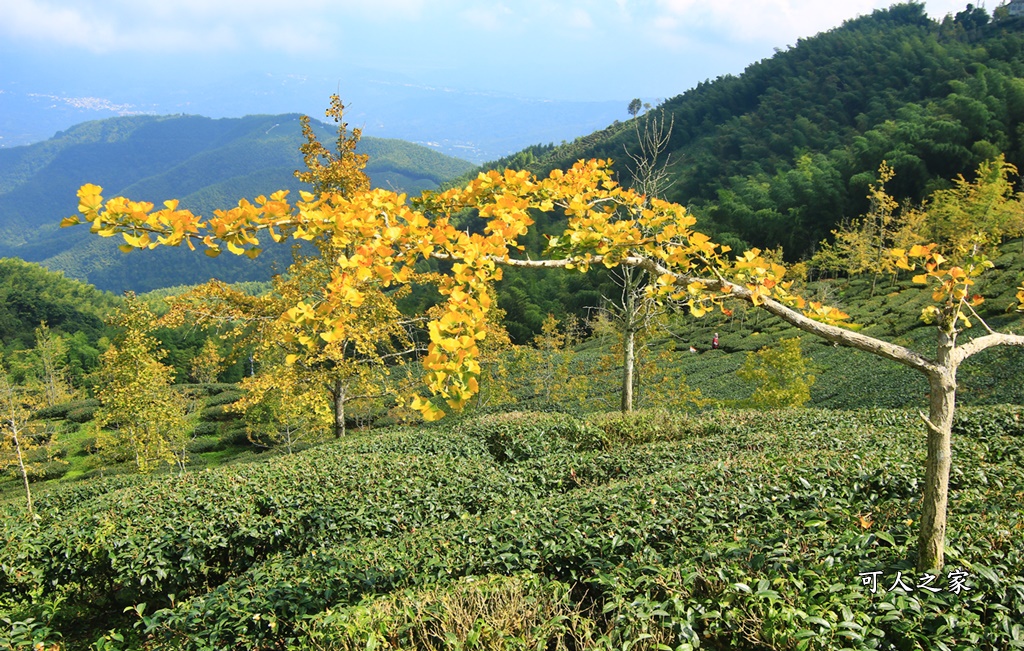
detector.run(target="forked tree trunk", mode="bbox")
[917,329,958,572]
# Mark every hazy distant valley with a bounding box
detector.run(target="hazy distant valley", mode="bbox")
[0,67,626,163]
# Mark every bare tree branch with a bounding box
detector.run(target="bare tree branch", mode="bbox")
[954,331,1024,365]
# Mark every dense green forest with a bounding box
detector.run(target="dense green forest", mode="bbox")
[473,4,1024,260]
[0,114,473,293]
[442,3,1024,341]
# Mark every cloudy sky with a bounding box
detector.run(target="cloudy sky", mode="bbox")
[0,0,976,104]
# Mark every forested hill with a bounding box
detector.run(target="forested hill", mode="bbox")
[0,114,473,293]
[485,3,1024,259]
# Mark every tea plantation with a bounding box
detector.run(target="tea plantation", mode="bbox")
[3,407,1023,650]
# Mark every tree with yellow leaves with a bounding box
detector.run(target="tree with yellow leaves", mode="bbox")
[925,154,1024,258]
[1,354,45,516]
[64,128,1024,572]
[811,161,927,292]
[241,355,331,454]
[93,295,191,473]
[155,97,431,438]
[189,337,224,384]
[736,337,815,408]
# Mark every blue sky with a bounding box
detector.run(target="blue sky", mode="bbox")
[0,0,974,103]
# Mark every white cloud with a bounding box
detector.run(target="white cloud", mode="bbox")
[649,0,977,47]
[0,0,117,51]
[567,7,594,30]
[460,4,514,31]
[0,0,428,53]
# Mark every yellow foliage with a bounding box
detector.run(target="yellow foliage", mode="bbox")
[66,112,1016,420]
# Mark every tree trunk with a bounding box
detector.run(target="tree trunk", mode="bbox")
[917,331,957,572]
[621,328,635,413]
[13,430,33,517]
[333,378,346,438]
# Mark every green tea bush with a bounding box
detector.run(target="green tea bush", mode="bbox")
[218,423,250,446]
[201,390,245,408]
[190,421,218,437]
[8,407,1024,649]
[589,408,751,445]
[461,411,607,462]
[952,404,1024,439]
[181,383,239,396]
[185,437,221,454]
[200,404,236,422]
[339,426,489,459]
[65,405,98,423]
[297,573,599,651]
[0,616,61,651]
[30,399,99,421]
[136,452,885,648]
[3,439,657,632]
[21,474,151,519]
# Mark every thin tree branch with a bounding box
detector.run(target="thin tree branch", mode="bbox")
[954,331,1024,365]
[461,251,942,376]
[964,300,997,335]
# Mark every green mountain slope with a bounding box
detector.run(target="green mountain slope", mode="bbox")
[0,113,472,292]
[442,4,1024,342]
[0,258,118,387]
[488,4,1024,259]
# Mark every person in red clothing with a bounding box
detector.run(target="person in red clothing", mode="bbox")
[712,332,719,349]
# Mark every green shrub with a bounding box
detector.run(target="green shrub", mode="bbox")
[336,426,489,459]
[953,404,1024,439]
[200,404,239,422]
[462,411,607,462]
[191,421,218,437]
[186,437,221,454]
[202,390,245,408]
[11,407,1024,649]
[219,423,251,446]
[297,573,599,650]
[589,408,693,445]
[146,424,1023,651]
[589,408,753,445]
[0,616,61,651]
[180,383,240,396]
[31,399,99,421]
[65,405,98,423]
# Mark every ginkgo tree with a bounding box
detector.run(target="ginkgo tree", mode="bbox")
[65,136,1024,572]
[1,355,44,516]
[155,96,431,438]
[92,295,192,473]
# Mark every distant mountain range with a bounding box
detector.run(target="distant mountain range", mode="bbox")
[0,68,628,163]
[0,113,473,293]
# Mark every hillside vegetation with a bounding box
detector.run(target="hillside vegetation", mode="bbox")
[477,4,1024,261]
[1,227,1023,648]
[0,114,472,292]
[3,407,1023,649]
[4,5,1024,649]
